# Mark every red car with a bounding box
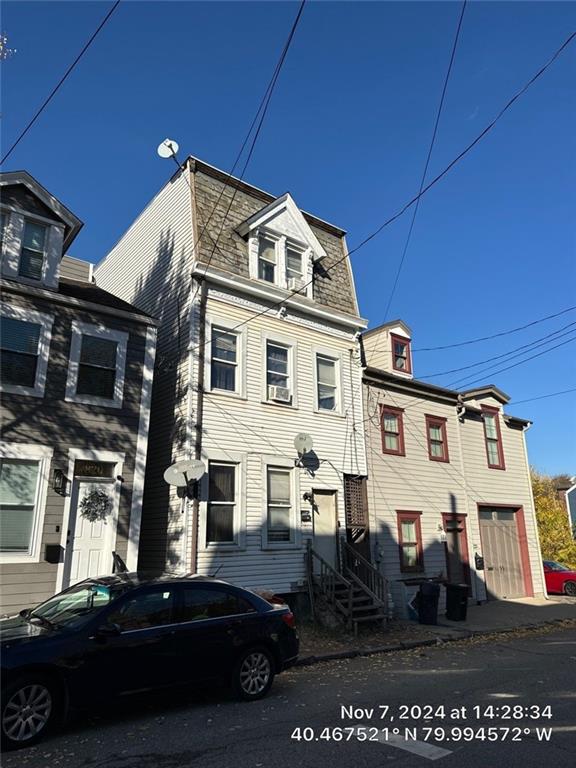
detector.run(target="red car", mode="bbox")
[543,561,576,596]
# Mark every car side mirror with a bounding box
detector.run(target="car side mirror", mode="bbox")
[92,623,121,640]
[19,608,32,619]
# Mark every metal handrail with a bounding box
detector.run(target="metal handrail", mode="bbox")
[342,541,387,607]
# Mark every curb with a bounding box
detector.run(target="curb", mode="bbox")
[295,617,575,668]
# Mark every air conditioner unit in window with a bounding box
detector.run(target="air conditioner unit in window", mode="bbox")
[268,385,291,403]
[287,277,306,292]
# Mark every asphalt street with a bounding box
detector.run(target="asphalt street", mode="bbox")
[5,625,576,768]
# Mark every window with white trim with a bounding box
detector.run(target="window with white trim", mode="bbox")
[258,236,277,283]
[65,322,128,408]
[316,354,338,412]
[0,444,52,563]
[266,466,293,544]
[266,342,291,403]
[19,220,48,281]
[285,243,304,288]
[0,305,53,397]
[210,327,238,392]
[207,462,237,544]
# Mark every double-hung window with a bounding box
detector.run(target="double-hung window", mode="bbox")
[66,322,128,407]
[397,511,423,572]
[266,342,291,403]
[482,407,505,469]
[316,354,338,412]
[19,220,47,281]
[380,405,405,455]
[211,328,238,392]
[0,444,52,563]
[258,236,277,283]
[425,415,449,462]
[0,306,53,397]
[391,333,412,374]
[266,467,293,544]
[286,243,304,288]
[207,462,237,544]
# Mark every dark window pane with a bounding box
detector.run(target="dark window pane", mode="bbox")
[258,260,275,282]
[209,465,235,502]
[0,350,38,388]
[108,589,174,631]
[180,588,254,622]
[76,364,116,398]
[207,504,234,542]
[23,221,47,251]
[19,249,44,280]
[1,317,41,354]
[211,360,235,391]
[212,331,236,362]
[80,336,117,368]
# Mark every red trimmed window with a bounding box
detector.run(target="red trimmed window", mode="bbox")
[425,415,449,463]
[390,334,412,374]
[481,407,505,469]
[397,511,423,572]
[380,405,405,456]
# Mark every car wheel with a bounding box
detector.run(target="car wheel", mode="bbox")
[564,580,576,597]
[232,647,275,701]
[1,676,59,750]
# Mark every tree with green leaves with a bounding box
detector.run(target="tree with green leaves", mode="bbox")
[532,468,576,569]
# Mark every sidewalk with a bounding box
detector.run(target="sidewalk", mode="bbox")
[296,596,576,666]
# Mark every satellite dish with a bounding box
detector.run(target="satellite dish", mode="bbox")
[294,433,313,456]
[163,459,206,487]
[157,138,179,159]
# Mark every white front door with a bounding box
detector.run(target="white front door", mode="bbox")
[63,478,118,588]
[313,490,338,570]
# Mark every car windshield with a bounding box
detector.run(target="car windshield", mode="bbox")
[30,583,126,630]
[545,561,571,572]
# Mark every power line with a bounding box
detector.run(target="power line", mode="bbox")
[419,320,576,378]
[182,30,576,360]
[413,304,576,352]
[1,1,121,165]
[512,387,576,406]
[196,0,307,284]
[448,334,576,389]
[381,0,467,323]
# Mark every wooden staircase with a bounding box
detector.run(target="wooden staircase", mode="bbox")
[306,541,388,636]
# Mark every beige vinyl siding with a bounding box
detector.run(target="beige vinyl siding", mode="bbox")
[364,382,544,617]
[194,291,366,593]
[95,170,194,570]
[59,255,92,282]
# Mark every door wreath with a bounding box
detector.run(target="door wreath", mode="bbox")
[79,487,112,523]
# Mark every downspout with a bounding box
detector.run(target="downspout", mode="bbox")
[520,421,547,598]
[189,278,207,574]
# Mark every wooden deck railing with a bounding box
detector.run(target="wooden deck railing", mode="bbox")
[306,542,353,625]
[341,541,387,609]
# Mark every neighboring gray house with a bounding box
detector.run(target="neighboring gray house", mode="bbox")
[0,171,157,614]
[362,320,546,617]
[95,157,378,622]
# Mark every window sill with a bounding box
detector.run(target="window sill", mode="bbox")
[0,552,42,565]
[65,394,123,409]
[262,542,302,551]
[0,384,45,398]
[202,542,245,552]
[261,399,299,411]
[382,449,406,457]
[313,408,345,419]
[429,457,450,464]
[487,464,506,471]
[206,389,247,402]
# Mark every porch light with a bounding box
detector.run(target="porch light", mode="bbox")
[52,468,68,495]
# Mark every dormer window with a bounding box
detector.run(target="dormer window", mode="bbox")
[286,243,304,287]
[258,236,277,283]
[19,220,47,281]
[391,333,412,374]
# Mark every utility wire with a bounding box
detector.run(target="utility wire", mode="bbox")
[187,29,575,356]
[512,387,576,406]
[381,0,467,323]
[196,0,306,283]
[448,334,576,389]
[419,320,576,378]
[1,1,121,165]
[413,304,576,352]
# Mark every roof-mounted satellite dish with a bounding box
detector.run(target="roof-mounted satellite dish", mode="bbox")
[294,433,313,457]
[163,459,205,488]
[157,138,180,159]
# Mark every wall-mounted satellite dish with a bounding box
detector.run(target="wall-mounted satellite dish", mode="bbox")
[294,433,313,457]
[157,138,180,159]
[163,459,205,488]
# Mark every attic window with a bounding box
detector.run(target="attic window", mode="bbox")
[19,221,47,281]
[391,334,412,374]
[258,236,276,283]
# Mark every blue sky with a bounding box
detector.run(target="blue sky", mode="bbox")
[2,1,575,474]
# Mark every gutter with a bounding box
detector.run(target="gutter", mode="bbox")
[190,279,208,574]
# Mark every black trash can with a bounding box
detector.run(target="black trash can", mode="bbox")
[445,583,469,621]
[418,581,440,625]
